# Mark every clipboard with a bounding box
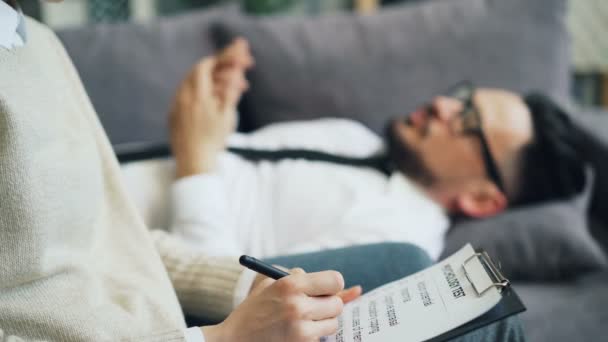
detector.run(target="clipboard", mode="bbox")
[426,250,526,342]
[322,244,525,342]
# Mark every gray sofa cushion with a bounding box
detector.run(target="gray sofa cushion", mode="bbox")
[442,168,608,281]
[214,0,571,133]
[516,272,608,342]
[56,4,239,146]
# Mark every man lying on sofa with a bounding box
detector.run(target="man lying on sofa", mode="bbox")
[0,1,528,341]
[168,38,585,260]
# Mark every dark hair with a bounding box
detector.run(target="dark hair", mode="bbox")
[513,93,587,206]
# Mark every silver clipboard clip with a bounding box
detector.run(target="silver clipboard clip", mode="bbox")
[462,250,510,297]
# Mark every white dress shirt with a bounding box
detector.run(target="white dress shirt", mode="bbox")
[121,119,449,324]
[0,1,24,49]
[169,118,449,260]
[0,6,204,341]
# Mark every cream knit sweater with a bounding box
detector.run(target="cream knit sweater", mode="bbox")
[0,18,243,341]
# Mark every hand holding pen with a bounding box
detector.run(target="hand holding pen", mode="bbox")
[240,255,363,304]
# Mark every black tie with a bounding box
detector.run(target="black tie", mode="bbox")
[226,147,394,176]
[114,143,393,175]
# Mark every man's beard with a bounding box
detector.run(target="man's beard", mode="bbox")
[383,120,436,186]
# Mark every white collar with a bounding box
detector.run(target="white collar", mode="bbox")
[0,1,26,50]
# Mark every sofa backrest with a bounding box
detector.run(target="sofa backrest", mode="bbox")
[56,4,239,146]
[57,0,572,144]
[213,0,572,133]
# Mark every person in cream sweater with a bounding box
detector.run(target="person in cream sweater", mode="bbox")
[0,1,525,341]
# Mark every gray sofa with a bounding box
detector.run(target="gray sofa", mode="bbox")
[56,1,608,341]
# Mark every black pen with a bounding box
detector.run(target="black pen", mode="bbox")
[239,255,290,280]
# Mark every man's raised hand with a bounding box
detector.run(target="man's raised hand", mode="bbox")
[169,38,254,178]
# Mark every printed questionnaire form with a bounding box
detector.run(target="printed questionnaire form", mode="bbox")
[322,244,502,342]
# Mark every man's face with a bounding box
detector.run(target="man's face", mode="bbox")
[387,88,534,205]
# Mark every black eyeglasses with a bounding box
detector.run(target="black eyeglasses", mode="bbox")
[443,81,506,193]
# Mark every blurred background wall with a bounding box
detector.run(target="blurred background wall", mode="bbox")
[569,0,608,108]
[19,0,608,110]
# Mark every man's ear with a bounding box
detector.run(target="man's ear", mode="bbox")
[455,183,508,218]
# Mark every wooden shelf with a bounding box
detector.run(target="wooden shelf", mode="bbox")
[354,0,379,13]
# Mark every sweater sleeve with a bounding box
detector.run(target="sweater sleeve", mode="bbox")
[0,329,187,342]
[150,230,245,321]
